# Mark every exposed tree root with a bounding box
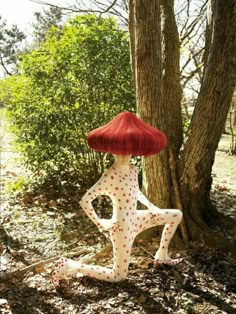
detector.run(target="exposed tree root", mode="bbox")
[186,214,236,257]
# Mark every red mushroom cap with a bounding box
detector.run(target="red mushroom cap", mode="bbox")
[87,111,167,156]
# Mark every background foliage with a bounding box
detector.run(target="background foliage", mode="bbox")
[0,15,26,76]
[0,15,135,192]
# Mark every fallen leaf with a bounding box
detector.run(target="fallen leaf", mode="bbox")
[48,200,57,207]
[137,295,146,303]
[35,265,45,273]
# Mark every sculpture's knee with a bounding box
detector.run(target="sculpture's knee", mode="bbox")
[176,210,183,223]
[170,209,183,224]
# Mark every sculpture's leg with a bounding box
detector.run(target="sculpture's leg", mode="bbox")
[51,228,133,285]
[135,209,183,265]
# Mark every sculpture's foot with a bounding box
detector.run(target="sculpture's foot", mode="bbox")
[51,257,81,285]
[154,257,183,266]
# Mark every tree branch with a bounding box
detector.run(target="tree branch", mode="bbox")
[28,0,122,17]
[0,54,12,76]
[98,0,118,17]
[181,47,204,75]
[181,66,203,89]
[28,0,104,13]
[179,0,207,41]
[16,248,93,275]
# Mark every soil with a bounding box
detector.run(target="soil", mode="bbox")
[0,112,236,314]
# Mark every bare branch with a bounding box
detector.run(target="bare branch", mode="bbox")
[179,0,207,40]
[16,248,93,275]
[181,66,203,90]
[98,0,118,17]
[28,0,104,13]
[181,47,204,75]
[181,9,206,43]
[192,54,203,82]
[28,0,128,25]
[0,54,12,76]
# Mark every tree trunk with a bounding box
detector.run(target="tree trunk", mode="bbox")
[179,0,236,253]
[202,0,215,79]
[132,0,171,208]
[130,0,236,254]
[128,0,136,90]
[161,0,183,160]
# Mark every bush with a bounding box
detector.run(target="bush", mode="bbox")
[0,15,135,192]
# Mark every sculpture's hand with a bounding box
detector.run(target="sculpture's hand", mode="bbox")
[98,219,121,233]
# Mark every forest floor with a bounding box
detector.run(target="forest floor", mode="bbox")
[0,111,236,314]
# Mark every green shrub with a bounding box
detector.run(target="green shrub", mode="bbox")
[1,15,135,192]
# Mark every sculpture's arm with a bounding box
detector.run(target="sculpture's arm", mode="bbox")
[137,190,160,210]
[132,164,160,210]
[79,171,110,230]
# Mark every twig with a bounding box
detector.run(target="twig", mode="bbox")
[16,242,113,275]
[129,269,148,274]
[16,248,93,275]
[28,0,115,15]
[98,0,118,17]
[79,244,112,263]
[169,148,189,242]
[15,223,101,275]
[138,245,154,259]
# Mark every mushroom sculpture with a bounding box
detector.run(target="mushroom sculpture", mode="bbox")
[52,112,183,284]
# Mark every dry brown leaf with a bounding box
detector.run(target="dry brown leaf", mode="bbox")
[0,283,6,291]
[35,265,45,273]
[48,200,57,207]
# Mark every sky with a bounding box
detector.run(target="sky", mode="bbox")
[0,0,42,34]
[0,0,68,35]
[0,0,63,77]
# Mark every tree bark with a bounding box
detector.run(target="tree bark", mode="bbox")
[161,0,183,160]
[179,0,236,252]
[133,0,170,208]
[130,0,236,254]
[201,0,214,79]
[128,0,136,90]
